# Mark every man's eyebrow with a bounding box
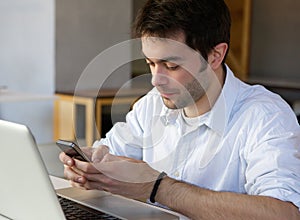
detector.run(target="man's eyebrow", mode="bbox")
[143,54,184,63]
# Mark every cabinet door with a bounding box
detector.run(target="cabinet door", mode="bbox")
[225,0,252,81]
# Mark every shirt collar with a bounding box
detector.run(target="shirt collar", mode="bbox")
[158,65,240,135]
[205,65,240,135]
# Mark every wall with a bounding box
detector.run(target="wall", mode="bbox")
[54,0,133,139]
[249,0,300,109]
[250,0,300,83]
[0,0,133,143]
[55,0,132,92]
[0,0,55,143]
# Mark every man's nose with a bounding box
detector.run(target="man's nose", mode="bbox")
[151,66,169,87]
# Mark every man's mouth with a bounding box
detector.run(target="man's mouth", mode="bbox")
[157,89,178,99]
[161,92,175,99]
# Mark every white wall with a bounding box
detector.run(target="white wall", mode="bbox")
[0,0,55,143]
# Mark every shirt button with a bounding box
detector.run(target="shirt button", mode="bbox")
[174,171,180,177]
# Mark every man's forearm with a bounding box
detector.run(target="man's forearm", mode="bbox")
[155,177,300,220]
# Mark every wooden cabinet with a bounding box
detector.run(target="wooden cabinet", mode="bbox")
[53,88,149,146]
[225,0,252,81]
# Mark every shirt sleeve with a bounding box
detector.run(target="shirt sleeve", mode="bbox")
[244,107,300,210]
[92,97,146,160]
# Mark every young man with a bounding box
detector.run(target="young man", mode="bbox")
[60,0,300,219]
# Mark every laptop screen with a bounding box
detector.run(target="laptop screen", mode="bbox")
[0,120,65,220]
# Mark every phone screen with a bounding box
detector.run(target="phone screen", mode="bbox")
[56,140,91,162]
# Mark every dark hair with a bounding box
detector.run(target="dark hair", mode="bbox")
[133,0,231,62]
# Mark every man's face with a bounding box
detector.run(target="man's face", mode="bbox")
[141,34,211,110]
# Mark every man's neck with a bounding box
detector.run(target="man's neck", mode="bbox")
[184,66,226,118]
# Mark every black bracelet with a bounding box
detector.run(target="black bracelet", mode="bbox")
[150,171,167,203]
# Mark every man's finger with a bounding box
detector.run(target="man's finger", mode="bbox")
[91,145,110,163]
[59,152,74,166]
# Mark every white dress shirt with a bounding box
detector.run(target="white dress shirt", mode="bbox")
[94,66,300,210]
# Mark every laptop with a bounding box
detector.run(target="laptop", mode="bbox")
[0,119,180,220]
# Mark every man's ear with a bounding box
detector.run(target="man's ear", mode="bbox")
[207,43,228,70]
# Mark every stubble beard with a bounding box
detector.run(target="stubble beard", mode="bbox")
[162,77,207,110]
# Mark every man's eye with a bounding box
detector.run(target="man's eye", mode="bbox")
[166,65,179,70]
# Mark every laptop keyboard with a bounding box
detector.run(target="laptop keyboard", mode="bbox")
[58,195,121,220]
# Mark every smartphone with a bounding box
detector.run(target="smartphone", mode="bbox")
[56,139,91,162]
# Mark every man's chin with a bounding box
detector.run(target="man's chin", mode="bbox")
[162,97,179,109]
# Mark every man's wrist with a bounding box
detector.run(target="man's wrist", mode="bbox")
[150,171,167,203]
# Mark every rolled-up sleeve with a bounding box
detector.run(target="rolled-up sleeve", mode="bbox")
[244,109,300,210]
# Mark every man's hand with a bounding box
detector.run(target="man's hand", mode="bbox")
[83,154,160,200]
[59,145,109,189]
[59,145,160,200]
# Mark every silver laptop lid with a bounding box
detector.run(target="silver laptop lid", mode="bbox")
[0,120,65,220]
[0,120,182,220]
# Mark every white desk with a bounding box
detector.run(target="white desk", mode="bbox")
[0,89,54,102]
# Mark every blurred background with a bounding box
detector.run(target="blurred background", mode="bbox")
[0,0,299,146]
